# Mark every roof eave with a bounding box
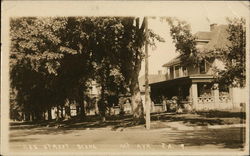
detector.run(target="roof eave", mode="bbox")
[162,61,181,67]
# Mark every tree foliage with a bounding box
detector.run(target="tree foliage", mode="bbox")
[165,17,246,88]
[10,17,67,120]
[165,17,199,66]
[10,17,163,122]
[217,17,246,87]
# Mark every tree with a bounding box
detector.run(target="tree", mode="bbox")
[10,17,163,123]
[10,17,67,121]
[217,17,246,87]
[165,17,199,67]
[118,17,165,124]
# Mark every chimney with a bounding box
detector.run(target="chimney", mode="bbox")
[210,23,217,31]
[158,70,162,75]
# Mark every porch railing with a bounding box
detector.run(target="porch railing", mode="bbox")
[197,96,215,104]
[219,95,231,103]
[196,95,232,110]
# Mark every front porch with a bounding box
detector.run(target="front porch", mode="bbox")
[149,75,241,111]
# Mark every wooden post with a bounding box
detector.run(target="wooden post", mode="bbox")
[229,87,234,108]
[145,17,150,130]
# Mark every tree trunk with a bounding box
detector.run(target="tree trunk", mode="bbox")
[30,112,35,121]
[126,18,146,125]
[76,105,80,116]
[78,86,86,118]
[98,101,106,122]
[24,112,28,121]
[56,105,60,121]
[65,106,71,120]
[98,84,106,122]
[60,106,64,119]
[130,81,144,125]
[48,108,52,120]
[64,99,71,120]
[94,98,99,115]
[43,111,46,121]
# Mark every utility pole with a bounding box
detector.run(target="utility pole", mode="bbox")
[145,17,150,130]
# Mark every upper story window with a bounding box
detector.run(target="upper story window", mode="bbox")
[174,66,179,78]
[199,60,206,74]
[183,67,188,76]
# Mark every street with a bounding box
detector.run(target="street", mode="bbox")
[9,117,245,154]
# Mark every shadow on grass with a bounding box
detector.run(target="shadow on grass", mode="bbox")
[151,111,245,126]
[160,127,245,149]
[9,114,137,132]
[151,113,224,126]
[9,115,139,139]
[196,110,246,118]
[10,111,245,132]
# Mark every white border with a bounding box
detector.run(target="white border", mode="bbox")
[1,1,250,156]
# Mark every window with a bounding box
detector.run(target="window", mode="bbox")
[174,66,179,78]
[199,60,206,74]
[170,66,174,79]
[183,67,188,76]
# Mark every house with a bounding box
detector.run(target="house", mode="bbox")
[138,72,167,112]
[149,24,246,111]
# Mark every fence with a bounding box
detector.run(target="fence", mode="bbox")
[196,95,234,110]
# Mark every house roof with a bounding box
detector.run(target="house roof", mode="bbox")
[149,75,214,87]
[162,24,230,67]
[194,31,213,41]
[162,55,181,67]
[202,25,230,52]
[139,74,166,91]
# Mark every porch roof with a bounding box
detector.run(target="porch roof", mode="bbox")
[149,75,214,88]
[162,55,181,67]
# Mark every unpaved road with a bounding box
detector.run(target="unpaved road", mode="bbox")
[8,121,246,154]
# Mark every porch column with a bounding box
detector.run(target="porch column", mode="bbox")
[173,66,176,79]
[166,67,169,79]
[190,83,198,109]
[179,66,183,77]
[212,83,220,109]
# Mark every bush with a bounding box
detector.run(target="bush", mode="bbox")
[166,96,179,112]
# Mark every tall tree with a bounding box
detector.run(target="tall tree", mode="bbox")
[10,17,163,123]
[119,17,164,124]
[10,17,67,121]
[217,17,246,87]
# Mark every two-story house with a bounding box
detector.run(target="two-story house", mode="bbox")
[149,24,246,111]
